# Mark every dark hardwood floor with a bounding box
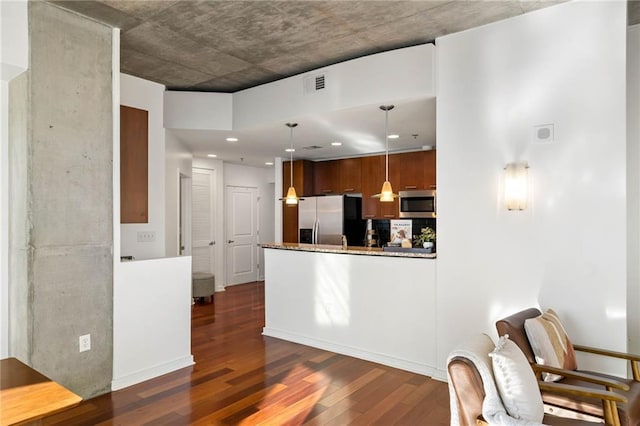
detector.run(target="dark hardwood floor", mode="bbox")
[44,282,450,425]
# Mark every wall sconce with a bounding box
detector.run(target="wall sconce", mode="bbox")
[504,162,529,211]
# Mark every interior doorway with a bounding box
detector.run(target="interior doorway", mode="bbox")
[225,185,258,286]
[191,168,216,276]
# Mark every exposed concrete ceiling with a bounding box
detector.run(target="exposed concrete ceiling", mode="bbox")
[52,0,584,93]
[51,0,639,167]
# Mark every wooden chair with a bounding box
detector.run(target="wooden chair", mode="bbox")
[447,334,625,426]
[496,308,640,426]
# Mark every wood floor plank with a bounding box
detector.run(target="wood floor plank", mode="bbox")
[42,281,450,425]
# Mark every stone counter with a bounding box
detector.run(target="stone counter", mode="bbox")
[260,242,436,259]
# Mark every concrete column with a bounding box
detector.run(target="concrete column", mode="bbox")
[8,1,113,398]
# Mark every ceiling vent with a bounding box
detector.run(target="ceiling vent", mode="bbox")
[304,73,326,94]
[303,145,323,150]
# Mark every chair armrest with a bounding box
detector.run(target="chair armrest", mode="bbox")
[573,344,640,362]
[538,381,627,404]
[539,381,626,426]
[531,364,630,391]
[573,344,640,381]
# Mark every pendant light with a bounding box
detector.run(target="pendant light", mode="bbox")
[372,105,398,202]
[284,122,299,206]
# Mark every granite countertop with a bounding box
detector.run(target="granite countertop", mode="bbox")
[261,243,436,259]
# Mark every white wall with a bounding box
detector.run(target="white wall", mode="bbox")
[112,256,194,390]
[165,131,193,257]
[192,157,225,290]
[234,44,434,130]
[0,0,28,80]
[435,1,627,378]
[1,0,28,359]
[120,73,165,260]
[628,24,640,355]
[224,163,275,281]
[164,91,232,130]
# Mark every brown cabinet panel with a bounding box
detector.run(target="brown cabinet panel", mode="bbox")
[339,158,362,193]
[424,149,437,188]
[313,160,339,195]
[282,204,299,243]
[396,151,426,190]
[283,160,314,197]
[120,105,148,223]
[361,155,399,219]
[282,160,313,243]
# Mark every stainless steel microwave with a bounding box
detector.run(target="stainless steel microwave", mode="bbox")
[399,190,436,218]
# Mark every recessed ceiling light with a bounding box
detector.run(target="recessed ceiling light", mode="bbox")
[226,137,238,142]
[207,154,217,158]
[331,142,342,146]
[265,162,274,166]
[285,148,295,152]
[388,134,399,139]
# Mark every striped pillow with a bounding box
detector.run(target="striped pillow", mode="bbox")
[524,309,578,382]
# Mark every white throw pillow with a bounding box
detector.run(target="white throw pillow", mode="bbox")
[489,335,544,423]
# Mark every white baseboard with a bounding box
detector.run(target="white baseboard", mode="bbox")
[111,355,195,391]
[431,369,448,382]
[262,327,436,378]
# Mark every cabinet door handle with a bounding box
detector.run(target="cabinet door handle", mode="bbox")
[383,215,395,218]
[364,214,375,218]
[343,188,354,192]
[404,185,417,189]
[322,189,332,193]
[429,185,437,188]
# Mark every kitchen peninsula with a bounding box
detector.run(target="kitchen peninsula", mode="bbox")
[261,243,437,377]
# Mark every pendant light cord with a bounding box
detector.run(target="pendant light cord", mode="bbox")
[385,108,389,181]
[289,125,294,186]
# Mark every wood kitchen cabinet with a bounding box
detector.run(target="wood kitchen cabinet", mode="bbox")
[395,151,426,191]
[361,155,399,219]
[282,160,314,243]
[313,160,339,195]
[283,160,314,196]
[338,158,362,194]
[423,149,436,188]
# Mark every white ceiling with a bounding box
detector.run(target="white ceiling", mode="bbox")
[170,96,437,168]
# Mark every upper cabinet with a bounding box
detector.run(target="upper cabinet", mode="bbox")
[313,160,339,195]
[283,160,314,197]
[339,158,362,194]
[423,149,436,188]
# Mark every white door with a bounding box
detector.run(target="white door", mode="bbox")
[191,168,216,275]
[226,186,258,285]
[179,173,191,256]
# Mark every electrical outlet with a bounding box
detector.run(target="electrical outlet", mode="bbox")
[137,231,156,243]
[79,334,91,352]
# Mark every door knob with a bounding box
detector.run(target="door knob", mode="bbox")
[228,240,234,244]
[209,241,215,246]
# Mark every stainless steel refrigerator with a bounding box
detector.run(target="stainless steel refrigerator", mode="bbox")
[298,195,365,246]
